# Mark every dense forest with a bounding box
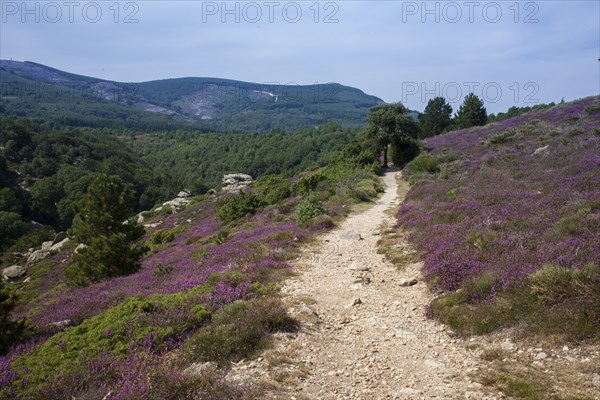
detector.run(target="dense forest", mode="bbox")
[121,122,360,190]
[0,118,176,252]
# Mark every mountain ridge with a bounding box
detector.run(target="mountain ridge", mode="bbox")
[0,60,390,132]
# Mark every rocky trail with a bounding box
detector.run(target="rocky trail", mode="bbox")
[229,169,599,399]
[230,169,502,399]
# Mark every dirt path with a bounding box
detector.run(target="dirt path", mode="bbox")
[258,169,498,399]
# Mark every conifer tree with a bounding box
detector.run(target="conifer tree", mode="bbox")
[454,93,487,129]
[67,174,145,286]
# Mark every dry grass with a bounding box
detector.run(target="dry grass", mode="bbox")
[376,222,420,269]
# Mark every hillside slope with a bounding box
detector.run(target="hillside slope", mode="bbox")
[399,96,600,337]
[0,60,385,132]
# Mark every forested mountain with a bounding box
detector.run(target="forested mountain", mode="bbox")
[0,60,385,132]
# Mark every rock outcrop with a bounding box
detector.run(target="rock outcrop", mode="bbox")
[153,190,192,213]
[2,265,26,280]
[27,249,50,264]
[222,174,253,193]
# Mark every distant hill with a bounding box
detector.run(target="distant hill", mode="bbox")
[0,60,386,132]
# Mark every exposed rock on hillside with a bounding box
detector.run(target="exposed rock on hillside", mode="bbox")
[153,190,192,213]
[27,249,50,264]
[222,173,253,193]
[3,265,26,280]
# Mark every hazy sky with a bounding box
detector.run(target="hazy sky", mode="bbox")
[1,0,599,113]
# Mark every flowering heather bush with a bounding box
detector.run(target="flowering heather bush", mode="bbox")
[3,161,383,398]
[398,97,600,338]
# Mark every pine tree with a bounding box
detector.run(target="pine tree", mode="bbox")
[418,97,453,138]
[66,174,145,286]
[454,93,488,129]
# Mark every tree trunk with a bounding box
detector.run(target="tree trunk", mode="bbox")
[383,143,388,168]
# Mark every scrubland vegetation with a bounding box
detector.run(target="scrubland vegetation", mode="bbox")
[1,86,598,399]
[0,121,385,398]
[398,96,600,341]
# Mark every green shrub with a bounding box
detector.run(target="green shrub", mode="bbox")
[429,264,600,339]
[482,128,522,145]
[406,154,440,175]
[554,204,595,235]
[295,195,325,226]
[292,171,326,196]
[255,175,293,205]
[147,225,190,249]
[462,271,500,303]
[446,188,458,199]
[192,246,209,261]
[182,299,292,365]
[153,263,174,277]
[12,292,212,394]
[304,214,335,229]
[0,282,26,355]
[465,230,498,253]
[216,191,264,224]
[349,178,384,201]
[211,230,230,245]
[584,101,600,115]
[529,264,600,305]
[529,265,573,304]
[366,161,382,175]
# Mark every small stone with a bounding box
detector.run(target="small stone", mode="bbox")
[50,319,72,330]
[534,352,547,361]
[74,243,88,254]
[347,298,362,307]
[340,231,363,241]
[562,345,569,352]
[349,262,370,272]
[399,277,418,287]
[353,276,371,284]
[41,241,54,251]
[501,340,515,351]
[532,145,550,156]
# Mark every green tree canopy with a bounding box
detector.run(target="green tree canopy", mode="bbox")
[454,93,487,129]
[0,281,26,355]
[366,103,420,167]
[0,188,22,214]
[67,174,145,286]
[418,97,453,138]
[0,211,28,252]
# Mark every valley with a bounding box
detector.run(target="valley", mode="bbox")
[0,60,598,399]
